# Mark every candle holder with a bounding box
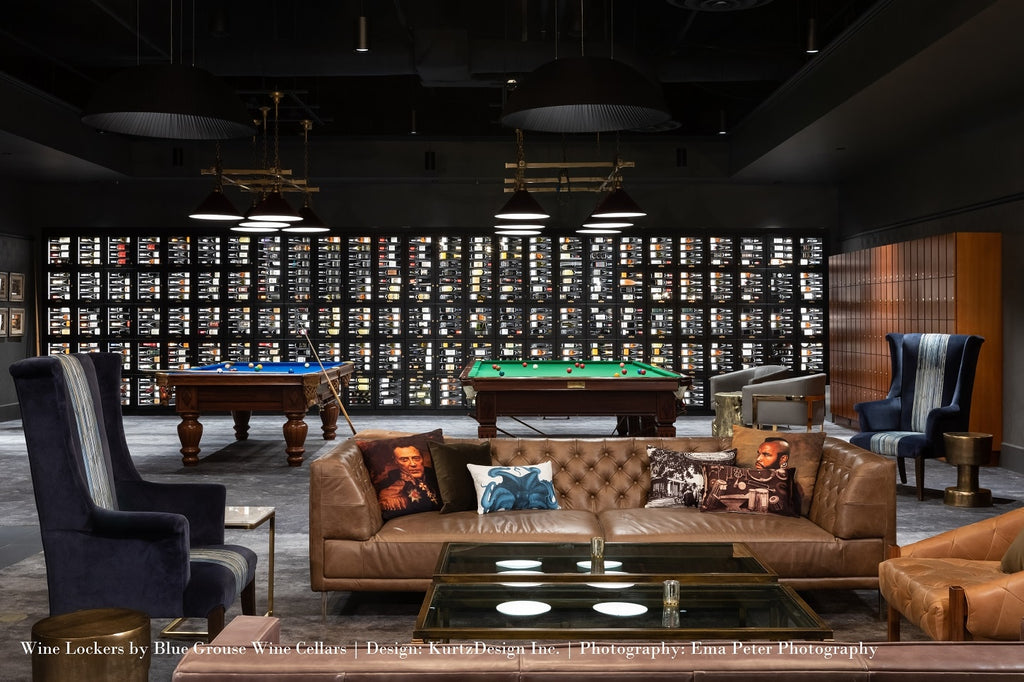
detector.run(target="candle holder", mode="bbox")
[590,537,605,574]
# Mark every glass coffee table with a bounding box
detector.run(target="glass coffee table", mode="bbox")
[413,542,831,642]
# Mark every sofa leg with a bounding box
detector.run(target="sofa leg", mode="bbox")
[887,602,901,642]
[947,586,967,641]
[241,578,256,615]
[897,457,907,484]
[321,591,329,623]
[206,606,225,642]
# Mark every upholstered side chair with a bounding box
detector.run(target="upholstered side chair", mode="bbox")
[880,507,1024,641]
[742,372,827,431]
[708,365,789,408]
[10,352,257,640]
[851,332,984,500]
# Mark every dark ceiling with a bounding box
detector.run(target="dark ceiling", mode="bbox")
[0,0,875,139]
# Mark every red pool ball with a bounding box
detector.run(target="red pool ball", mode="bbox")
[523,362,528,366]
[639,369,647,375]
[566,367,572,373]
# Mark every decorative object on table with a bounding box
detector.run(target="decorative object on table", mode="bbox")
[9,352,257,640]
[851,332,985,500]
[880,507,1024,641]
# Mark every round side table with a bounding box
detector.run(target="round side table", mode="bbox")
[943,431,993,507]
[31,607,151,682]
[712,391,743,438]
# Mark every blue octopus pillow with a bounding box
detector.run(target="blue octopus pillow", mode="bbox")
[466,462,559,514]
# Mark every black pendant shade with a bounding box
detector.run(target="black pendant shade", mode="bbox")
[501,57,670,133]
[82,64,254,140]
[189,187,244,221]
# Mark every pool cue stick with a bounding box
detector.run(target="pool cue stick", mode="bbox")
[300,330,356,435]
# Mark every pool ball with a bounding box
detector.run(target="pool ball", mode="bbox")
[255,364,263,371]
[216,368,224,373]
[523,362,528,367]
[304,362,310,368]
[223,362,232,369]
[566,367,572,374]
[288,368,295,374]
[248,362,255,368]
[532,364,539,369]
[621,369,628,375]
[639,369,646,375]
[613,372,621,377]
[619,362,626,368]
[499,370,505,376]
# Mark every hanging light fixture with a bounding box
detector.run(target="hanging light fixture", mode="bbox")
[500,1,669,133]
[247,93,301,222]
[355,15,370,52]
[82,2,251,139]
[806,18,819,54]
[494,129,550,222]
[189,144,245,221]
[284,120,330,233]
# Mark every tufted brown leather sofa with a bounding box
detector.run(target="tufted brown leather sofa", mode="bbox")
[173,615,1024,680]
[309,435,896,596]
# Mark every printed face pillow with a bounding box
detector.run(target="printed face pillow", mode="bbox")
[357,429,444,520]
[466,462,559,514]
[699,463,799,516]
[731,425,825,516]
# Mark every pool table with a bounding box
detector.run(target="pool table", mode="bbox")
[156,361,354,467]
[458,359,690,438]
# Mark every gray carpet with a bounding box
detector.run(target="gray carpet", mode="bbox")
[1,413,1022,681]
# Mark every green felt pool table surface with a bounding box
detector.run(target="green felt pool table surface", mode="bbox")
[459,360,689,438]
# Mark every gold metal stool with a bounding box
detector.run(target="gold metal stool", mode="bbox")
[31,607,150,681]
[943,431,993,507]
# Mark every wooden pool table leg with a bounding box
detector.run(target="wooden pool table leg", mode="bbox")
[178,412,203,466]
[283,411,309,466]
[231,410,252,441]
[319,401,339,441]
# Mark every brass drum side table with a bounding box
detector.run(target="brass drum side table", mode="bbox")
[31,608,150,681]
[712,391,743,438]
[943,432,993,507]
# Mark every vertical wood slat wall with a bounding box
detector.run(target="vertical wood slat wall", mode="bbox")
[829,232,1002,449]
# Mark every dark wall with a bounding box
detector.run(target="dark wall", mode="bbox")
[0,182,36,421]
[835,104,1024,472]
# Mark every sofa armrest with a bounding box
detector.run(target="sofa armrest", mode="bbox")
[208,616,281,646]
[309,439,383,543]
[808,438,896,546]
[902,507,1024,560]
[964,571,1024,640]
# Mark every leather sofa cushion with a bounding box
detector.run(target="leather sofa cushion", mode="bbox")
[379,508,602,542]
[600,508,882,580]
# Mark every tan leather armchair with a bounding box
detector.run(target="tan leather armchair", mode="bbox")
[880,507,1024,641]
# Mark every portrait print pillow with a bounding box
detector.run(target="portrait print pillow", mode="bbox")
[357,429,444,520]
[731,425,825,515]
[466,462,559,514]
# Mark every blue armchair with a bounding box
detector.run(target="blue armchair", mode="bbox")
[850,333,984,501]
[10,352,257,639]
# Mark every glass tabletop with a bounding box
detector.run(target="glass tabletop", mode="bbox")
[433,542,776,584]
[413,581,831,642]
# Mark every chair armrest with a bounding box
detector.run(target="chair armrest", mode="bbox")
[808,438,897,546]
[854,397,902,431]
[902,508,1024,560]
[963,571,1024,640]
[925,405,968,446]
[116,480,226,546]
[750,393,826,430]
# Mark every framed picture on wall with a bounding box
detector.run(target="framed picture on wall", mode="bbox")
[9,308,24,337]
[8,273,24,302]
[0,273,8,301]
[0,308,7,337]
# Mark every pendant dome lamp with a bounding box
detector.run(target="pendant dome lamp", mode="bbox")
[494,129,550,221]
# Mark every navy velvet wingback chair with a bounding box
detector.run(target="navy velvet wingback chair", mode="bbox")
[10,352,257,639]
[851,333,984,501]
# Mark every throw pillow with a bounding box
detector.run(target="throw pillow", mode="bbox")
[699,463,799,516]
[731,425,825,516]
[645,446,714,508]
[1001,528,1024,573]
[429,441,492,514]
[466,462,559,514]
[357,429,444,520]
[682,448,737,465]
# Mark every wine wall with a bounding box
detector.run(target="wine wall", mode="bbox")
[44,231,828,412]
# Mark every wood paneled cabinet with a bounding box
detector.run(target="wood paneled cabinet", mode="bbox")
[829,232,1002,449]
